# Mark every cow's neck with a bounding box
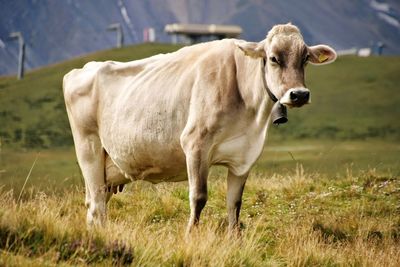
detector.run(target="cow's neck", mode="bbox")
[234,50,274,127]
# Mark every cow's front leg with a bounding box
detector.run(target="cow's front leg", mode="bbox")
[184,149,209,235]
[227,170,248,234]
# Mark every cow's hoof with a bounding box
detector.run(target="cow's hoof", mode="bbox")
[86,208,106,227]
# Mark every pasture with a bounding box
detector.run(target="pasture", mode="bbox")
[0,43,399,266]
[1,146,399,266]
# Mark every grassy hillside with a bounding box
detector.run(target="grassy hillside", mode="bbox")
[0,43,399,148]
[0,43,182,148]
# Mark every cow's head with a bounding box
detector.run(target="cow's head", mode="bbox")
[236,23,336,108]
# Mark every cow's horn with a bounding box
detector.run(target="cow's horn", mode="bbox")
[271,102,288,125]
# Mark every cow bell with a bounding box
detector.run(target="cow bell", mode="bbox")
[271,102,288,125]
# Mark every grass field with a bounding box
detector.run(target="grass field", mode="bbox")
[1,140,399,265]
[1,43,399,266]
[0,156,399,266]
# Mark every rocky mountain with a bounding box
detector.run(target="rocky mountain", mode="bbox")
[1,0,399,75]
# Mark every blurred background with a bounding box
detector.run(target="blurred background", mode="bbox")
[0,0,399,193]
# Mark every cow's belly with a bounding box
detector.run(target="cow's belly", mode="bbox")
[99,89,189,183]
[101,132,188,183]
[107,151,187,183]
[102,132,267,183]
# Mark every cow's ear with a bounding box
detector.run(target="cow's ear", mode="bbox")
[308,45,337,65]
[236,41,266,58]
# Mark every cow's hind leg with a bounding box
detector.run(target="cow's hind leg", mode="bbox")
[77,135,107,226]
[64,70,107,226]
[69,125,107,226]
[226,170,248,235]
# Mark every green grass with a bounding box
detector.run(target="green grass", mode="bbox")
[257,140,400,177]
[0,148,82,196]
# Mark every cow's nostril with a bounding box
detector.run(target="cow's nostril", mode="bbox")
[290,91,297,101]
[304,91,310,100]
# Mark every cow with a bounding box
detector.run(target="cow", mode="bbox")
[63,23,336,234]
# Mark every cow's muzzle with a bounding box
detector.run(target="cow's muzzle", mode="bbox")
[280,88,311,108]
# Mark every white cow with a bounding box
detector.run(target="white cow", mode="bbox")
[63,23,336,234]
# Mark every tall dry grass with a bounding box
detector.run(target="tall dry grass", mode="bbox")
[0,165,399,266]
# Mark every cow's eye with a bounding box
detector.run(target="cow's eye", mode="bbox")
[270,56,279,65]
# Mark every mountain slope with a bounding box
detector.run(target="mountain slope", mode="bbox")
[0,0,399,75]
